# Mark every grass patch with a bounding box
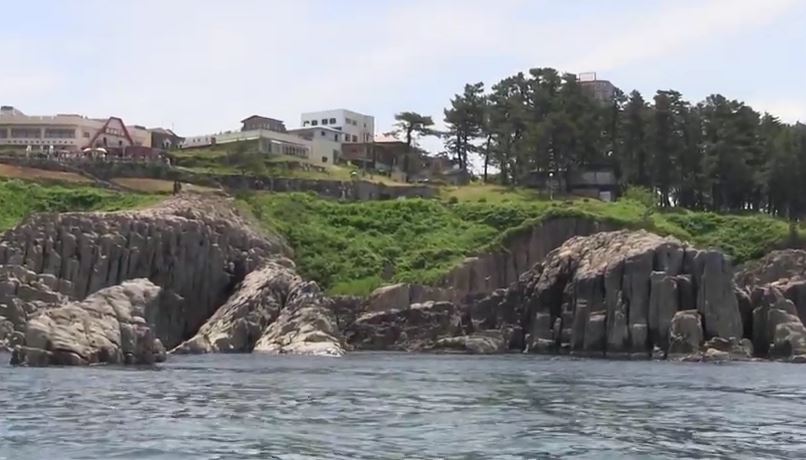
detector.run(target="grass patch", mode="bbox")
[240,187,800,296]
[0,164,91,184]
[0,179,160,232]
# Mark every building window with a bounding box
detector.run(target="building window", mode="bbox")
[321,118,328,125]
[321,130,326,136]
[311,120,318,126]
[322,156,328,163]
[11,128,42,139]
[329,118,336,124]
[303,121,310,126]
[352,135,358,142]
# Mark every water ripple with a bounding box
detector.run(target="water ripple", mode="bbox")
[1,352,805,459]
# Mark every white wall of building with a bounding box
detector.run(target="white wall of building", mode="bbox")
[300,109,374,144]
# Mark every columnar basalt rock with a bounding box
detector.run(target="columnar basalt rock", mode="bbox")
[477,230,745,358]
[0,195,288,350]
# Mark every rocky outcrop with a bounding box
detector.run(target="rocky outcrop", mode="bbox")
[736,250,806,360]
[11,279,167,366]
[171,261,296,354]
[175,261,344,357]
[476,230,745,358]
[437,217,622,297]
[429,329,515,354]
[253,281,344,356]
[667,310,704,356]
[345,301,467,351]
[0,195,287,350]
[0,265,68,350]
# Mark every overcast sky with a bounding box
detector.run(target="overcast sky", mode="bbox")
[2,0,805,153]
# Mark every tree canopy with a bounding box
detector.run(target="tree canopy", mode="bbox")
[439,67,806,220]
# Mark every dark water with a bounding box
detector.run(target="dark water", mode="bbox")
[1,353,806,460]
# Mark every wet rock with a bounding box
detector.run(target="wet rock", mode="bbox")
[703,337,753,360]
[703,348,731,362]
[430,329,514,354]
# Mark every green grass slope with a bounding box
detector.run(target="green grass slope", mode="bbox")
[0,180,160,232]
[241,189,800,296]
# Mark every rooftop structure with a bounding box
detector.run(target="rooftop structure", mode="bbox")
[578,72,617,104]
[301,109,374,144]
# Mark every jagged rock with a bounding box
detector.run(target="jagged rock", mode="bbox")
[10,279,167,366]
[173,261,299,354]
[736,249,806,288]
[430,329,513,354]
[749,285,806,359]
[253,281,344,356]
[479,230,742,357]
[0,195,289,350]
[345,301,466,351]
[668,310,704,356]
[703,337,753,360]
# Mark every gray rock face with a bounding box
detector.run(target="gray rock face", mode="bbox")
[0,264,67,349]
[253,281,344,357]
[668,310,704,356]
[11,279,167,366]
[703,336,753,360]
[345,301,466,351]
[477,230,743,357]
[0,195,288,350]
[172,262,295,354]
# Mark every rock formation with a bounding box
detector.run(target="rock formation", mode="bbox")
[175,261,344,357]
[11,279,167,366]
[1,194,347,365]
[345,301,468,351]
[736,250,806,360]
[468,230,746,358]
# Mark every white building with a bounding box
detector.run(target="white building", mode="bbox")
[216,129,311,160]
[287,127,342,165]
[0,106,151,150]
[300,109,374,144]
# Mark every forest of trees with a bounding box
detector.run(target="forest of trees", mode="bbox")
[435,67,806,220]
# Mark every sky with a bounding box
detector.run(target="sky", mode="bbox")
[2,0,805,154]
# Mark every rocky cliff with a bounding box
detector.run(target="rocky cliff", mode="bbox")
[0,194,346,365]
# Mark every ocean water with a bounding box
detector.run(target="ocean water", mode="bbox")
[1,352,805,459]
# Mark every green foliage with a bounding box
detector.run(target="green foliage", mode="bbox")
[0,180,159,232]
[240,190,799,296]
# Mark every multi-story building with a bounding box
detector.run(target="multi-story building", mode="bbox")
[241,115,287,133]
[215,129,311,160]
[577,72,617,104]
[287,127,343,165]
[300,109,374,144]
[0,106,151,151]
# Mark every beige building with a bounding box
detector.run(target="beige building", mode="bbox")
[215,129,311,160]
[0,106,151,151]
[287,126,342,165]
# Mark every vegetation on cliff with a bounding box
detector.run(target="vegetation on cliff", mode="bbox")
[242,188,799,296]
[0,180,159,232]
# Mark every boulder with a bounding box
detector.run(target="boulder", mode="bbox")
[703,336,753,360]
[668,310,704,356]
[10,279,167,366]
[366,283,411,312]
[703,347,731,362]
[253,281,344,357]
[172,262,294,354]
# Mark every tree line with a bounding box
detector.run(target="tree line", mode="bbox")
[396,67,806,219]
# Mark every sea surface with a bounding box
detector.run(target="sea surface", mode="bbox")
[1,352,805,460]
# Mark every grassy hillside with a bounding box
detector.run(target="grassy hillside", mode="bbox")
[0,180,160,232]
[241,188,800,296]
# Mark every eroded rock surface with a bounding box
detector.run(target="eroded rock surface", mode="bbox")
[11,279,167,366]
